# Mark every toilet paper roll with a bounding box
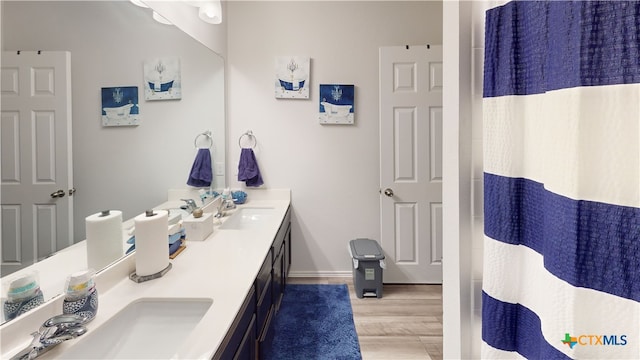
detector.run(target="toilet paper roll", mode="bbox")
[86,210,124,270]
[134,210,169,277]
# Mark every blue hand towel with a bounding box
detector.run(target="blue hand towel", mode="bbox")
[187,148,212,187]
[238,148,263,187]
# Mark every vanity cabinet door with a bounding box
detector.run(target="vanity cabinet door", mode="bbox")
[272,206,291,310]
[274,218,291,312]
[233,314,256,360]
[284,222,291,281]
[256,249,273,339]
[273,241,285,311]
[257,307,276,359]
[212,285,256,360]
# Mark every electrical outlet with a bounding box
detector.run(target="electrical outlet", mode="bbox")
[215,162,224,175]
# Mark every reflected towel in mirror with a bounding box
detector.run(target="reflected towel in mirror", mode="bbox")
[238,148,263,187]
[187,148,213,187]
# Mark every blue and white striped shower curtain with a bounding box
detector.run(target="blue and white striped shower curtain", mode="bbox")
[482,1,640,359]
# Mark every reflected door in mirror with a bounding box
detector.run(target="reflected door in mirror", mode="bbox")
[1,51,74,276]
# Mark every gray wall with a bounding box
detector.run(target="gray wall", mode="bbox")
[2,1,226,241]
[226,1,443,275]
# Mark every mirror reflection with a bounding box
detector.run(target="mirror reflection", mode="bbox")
[0,0,225,324]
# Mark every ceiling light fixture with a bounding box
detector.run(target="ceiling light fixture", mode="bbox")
[129,0,221,26]
[198,0,222,25]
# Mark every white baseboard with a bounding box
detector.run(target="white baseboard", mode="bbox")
[289,270,352,278]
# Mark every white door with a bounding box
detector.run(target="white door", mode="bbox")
[379,45,443,284]
[1,51,73,275]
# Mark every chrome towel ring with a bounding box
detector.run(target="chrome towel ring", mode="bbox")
[194,130,213,149]
[238,130,257,149]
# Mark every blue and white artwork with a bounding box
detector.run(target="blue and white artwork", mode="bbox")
[275,56,310,99]
[101,86,140,126]
[144,57,181,100]
[319,84,354,124]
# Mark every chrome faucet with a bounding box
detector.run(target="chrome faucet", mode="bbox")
[223,198,236,211]
[214,196,236,218]
[180,199,198,213]
[11,314,89,360]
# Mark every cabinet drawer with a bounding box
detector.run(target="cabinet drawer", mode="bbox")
[256,248,273,298]
[272,206,291,259]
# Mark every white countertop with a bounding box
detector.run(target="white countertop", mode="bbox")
[0,189,291,360]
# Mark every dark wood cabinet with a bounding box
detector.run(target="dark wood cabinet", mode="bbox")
[212,205,291,360]
[258,206,291,356]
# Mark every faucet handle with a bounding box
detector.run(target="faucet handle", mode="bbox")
[42,314,89,328]
[40,328,87,345]
[39,314,89,341]
[28,330,42,346]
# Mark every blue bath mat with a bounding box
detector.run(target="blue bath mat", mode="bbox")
[264,284,362,360]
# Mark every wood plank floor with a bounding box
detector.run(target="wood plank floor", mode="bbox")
[288,277,443,360]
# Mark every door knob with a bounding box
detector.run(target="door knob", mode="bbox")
[68,188,76,196]
[383,188,394,197]
[50,189,66,198]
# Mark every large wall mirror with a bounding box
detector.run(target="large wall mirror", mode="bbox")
[0,1,225,324]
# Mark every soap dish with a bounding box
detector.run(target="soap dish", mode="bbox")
[232,191,247,204]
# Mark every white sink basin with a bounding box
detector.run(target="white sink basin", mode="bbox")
[61,298,212,359]
[220,207,275,230]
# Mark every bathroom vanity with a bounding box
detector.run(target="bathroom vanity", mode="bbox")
[214,204,291,359]
[0,189,291,360]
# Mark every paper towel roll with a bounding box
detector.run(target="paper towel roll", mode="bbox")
[86,210,123,270]
[134,210,169,277]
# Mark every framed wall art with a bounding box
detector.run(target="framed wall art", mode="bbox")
[275,56,310,99]
[319,84,354,124]
[144,57,181,100]
[101,86,140,126]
